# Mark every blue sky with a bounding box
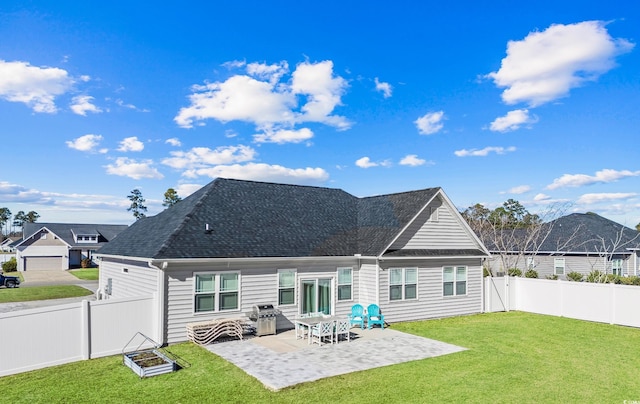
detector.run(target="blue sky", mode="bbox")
[1,1,639,228]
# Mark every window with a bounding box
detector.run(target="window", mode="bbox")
[526,257,535,270]
[194,272,239,313]
[611,259,623,276]
[337,267,353,301]
[429,207,439,222]
[389,268,417,301]
[443,266,467,296]
[278,269,296,305]
[554,258,565,275]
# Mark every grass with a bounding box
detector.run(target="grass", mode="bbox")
[0,285,93,303]
[1,312,639,403]
[69,267,99,280]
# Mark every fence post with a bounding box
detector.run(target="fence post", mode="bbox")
[81,300,91,360]
[610,282,616,325]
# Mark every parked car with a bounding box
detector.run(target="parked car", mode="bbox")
[0,273,20,288]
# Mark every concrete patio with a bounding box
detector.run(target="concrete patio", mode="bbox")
[205,327,466,391]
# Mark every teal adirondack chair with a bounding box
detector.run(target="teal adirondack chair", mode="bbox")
[366,304,385,329]
[348,304,365,329]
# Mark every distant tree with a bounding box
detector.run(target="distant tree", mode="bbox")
[0,207,11,237]
[12,210,39,229]
[127,189,148,220]
[162,188,182,208]
[636,222,640,232]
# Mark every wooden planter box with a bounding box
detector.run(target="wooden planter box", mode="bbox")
[123,349,176,378]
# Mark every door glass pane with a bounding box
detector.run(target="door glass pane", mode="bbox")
[318,278,331,315]
[302,280,316,314]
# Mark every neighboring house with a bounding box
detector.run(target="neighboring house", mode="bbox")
[15,223,129,271]
[486,213,640,278]
[96,178,490,345]
[0,237,21,252]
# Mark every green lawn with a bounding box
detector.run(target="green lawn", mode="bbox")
[0,312,638,403]
[69,267,99,280]
[0,285,93,303]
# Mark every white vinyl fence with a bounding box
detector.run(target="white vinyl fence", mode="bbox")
[484,276,640,328]
[0,294,158,377]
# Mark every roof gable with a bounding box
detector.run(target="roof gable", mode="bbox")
[22,222,128,247]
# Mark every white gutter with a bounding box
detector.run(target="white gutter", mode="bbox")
[378,255,489,261]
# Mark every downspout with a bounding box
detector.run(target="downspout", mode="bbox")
[148,261,167,346]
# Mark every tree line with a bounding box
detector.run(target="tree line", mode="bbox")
[127,187,182,221]
[0,208,40,238]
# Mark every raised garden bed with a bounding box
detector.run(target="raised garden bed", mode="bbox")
[123,348,176,378]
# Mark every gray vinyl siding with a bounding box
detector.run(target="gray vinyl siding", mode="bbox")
[390,196,479,250]
[378,258,483,323]
[164,258,359,344]
[99,259,159,299]
[357,260,378,306]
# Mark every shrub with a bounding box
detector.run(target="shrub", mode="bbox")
[524,269,538,278]
[2,257,17,272]
[508,268,522,277]
[586,270,606,283]
[618,276,640,285]
[546,275,558,280]
[566,271,584,282]
[81,258,93,268]
[483,267,492,277]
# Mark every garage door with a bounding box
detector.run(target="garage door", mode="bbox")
[24,257,64,271]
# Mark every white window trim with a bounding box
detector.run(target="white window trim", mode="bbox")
[193,271,241,314]
[277,268,297,306]
[337,267,353,302]
[443,266,468,297]
[554,258,565,275]
[389,267,418,301]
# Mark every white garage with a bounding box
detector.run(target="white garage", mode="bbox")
[23,256,65,271]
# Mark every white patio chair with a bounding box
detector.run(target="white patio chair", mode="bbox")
[310,320,335,345]
[295,312,313,340]
[335,319,350,343]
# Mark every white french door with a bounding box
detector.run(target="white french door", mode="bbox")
[300,278,333,315]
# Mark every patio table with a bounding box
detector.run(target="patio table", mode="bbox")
[293,315,340,343]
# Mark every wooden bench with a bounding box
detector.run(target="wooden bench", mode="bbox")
[186,318,247,345]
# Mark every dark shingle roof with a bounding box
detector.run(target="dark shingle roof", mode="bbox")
[22,222,129,248]
[486,213,640,254]
[98,178,442,259]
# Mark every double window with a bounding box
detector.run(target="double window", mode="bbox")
[337,267,353,301]
[611,259,623,276]
[554,258,565,275]
[443,266,467,296]
[194,272,239,313]
[278,269,296,305]
[389,268,417,301]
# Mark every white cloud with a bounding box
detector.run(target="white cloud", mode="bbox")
[70,95,102,116]
[489,109,538,132]
[0,59,74,113]
[399,154,427,166]
[117,136,145,152]
[105,157,164,180]
[415,111,445,135]
[184,162,329,185]
[487,21,634,107]
[165,138,182,147]
[175,183,203,198]
[374,77,392,98]
[253,128,314,144]
[355,157,391,168]
[174,59,350,131]
[290,60,350,129]
[66,134,106,153]
[162,145,256,170]
[547,169,640,190]
[0,181,53,204]
[533,193,551,201]
[576,192,637,204]
[454,146,516,157]
[507,185,531,194]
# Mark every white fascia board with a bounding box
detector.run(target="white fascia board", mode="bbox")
[14,226,72,248]
[379,255,489,261]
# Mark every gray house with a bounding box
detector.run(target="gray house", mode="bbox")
[96,178,489,344]
[15,223,128,271]
[486,213,640,278]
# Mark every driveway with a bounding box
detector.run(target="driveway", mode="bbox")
[0,270,98,314]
